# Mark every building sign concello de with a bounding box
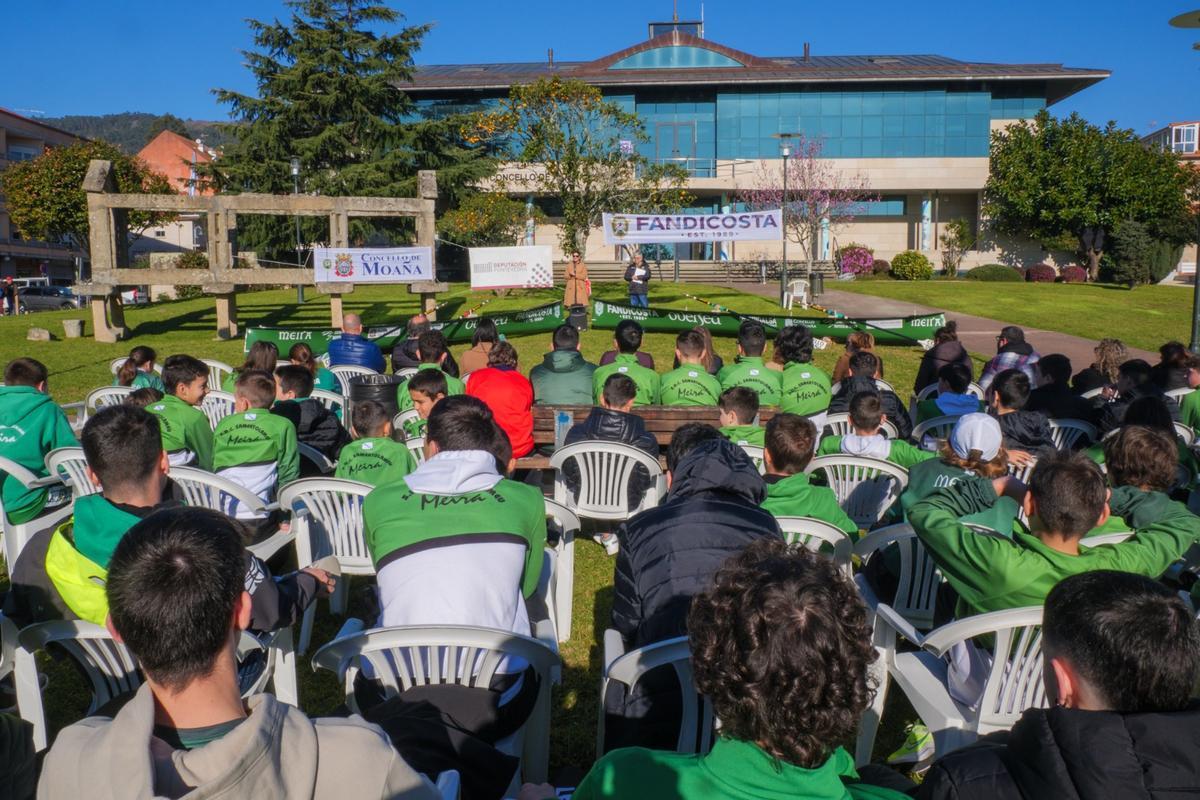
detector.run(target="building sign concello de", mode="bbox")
[314,246,433,284]
[601,210,783,244]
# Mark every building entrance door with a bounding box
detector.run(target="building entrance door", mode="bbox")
[655,122,696,168]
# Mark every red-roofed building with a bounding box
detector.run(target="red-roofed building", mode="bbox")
[131,130,219,259]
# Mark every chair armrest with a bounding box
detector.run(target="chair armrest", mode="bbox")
[602,628,626,677]
[335,617,365,641]
[246,529,296,561]
[853,573,881,614]
[873,603,927,648]
[920,605,1043,657]
[27,474,65,488]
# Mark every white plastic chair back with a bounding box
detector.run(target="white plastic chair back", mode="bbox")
[544,498,580,643]
[1046,418,1097,450]
[1080,387,1104,400]
[803,455,908,530]
[600,635,713,756]
[395,367,419,380]
[774,516,853,576]
[550,441,664,522]
[393,409,421,432]
[738,444,766,475]
[0,454,72,568]
[200,390,236,431]
[822,412,899,439]
[280,478,374,574]
[830,378,897,396]
[201,359,233,392]
[46,447,99,497]
[853,523,942,632]
[966,382,985,400]
[298,442,337,475]
[86,385,134,413]
[405,435,427,464]
[311,388,346,417]
[1166,387,1193,402]
[311,625,559,783]
[1175,421,1196,445]
[1007,458,1036,485]
[330,364,379,395]
[170,465,270,521]
[1080,531,1134,547]
[912,414,963,452]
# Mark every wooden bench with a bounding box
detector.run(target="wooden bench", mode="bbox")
[516,404,777,469]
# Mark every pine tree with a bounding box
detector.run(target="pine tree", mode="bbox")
[205,0,495,262]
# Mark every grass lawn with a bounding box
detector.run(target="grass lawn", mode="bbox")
[3,281,925,776]
[834,279,1192,353]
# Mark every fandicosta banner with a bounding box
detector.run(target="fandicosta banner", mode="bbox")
[601,210,783,244]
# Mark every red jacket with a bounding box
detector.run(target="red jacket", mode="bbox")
[466,366,534,458]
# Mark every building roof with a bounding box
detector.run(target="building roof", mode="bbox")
[0,107,85,143]
[400,31,1108,105]
[136,129,218,196]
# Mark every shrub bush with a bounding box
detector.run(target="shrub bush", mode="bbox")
[175,250,209,270]
[963,264,1023,282]
[836,244,875,276]
[1025,263,1057,282]
[1058,265,1087,283]
[871,258,890,275]
[890,250,934,281]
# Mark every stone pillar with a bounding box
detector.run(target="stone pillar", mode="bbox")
[108,293,128,339]
[206,283,238,339]
[90,296,120,343]
[330,294,344,327]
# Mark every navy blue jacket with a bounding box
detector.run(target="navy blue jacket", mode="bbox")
[326,332,385,372]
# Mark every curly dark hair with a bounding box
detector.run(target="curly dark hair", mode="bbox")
[773,324,814,365]
[687,539,877,768]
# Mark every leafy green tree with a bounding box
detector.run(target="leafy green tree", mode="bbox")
[145,113,192,143]
[437,193,543,247]
[985,110,1198,281]
[478,76,690,254]
[939,218,976,277]
[0,140,175,258]
[203,0,497,262]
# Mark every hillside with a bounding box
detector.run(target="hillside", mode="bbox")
[38,112,235,153]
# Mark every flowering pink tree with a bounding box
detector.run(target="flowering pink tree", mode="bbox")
[737,135,875,285]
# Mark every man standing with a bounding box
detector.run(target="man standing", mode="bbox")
[623,250,651,309]
[326,312,385,372]
[978,325,1040,391]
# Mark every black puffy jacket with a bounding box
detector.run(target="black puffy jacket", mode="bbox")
[827,375,913,441]
[611,438,782,648]
[916,704,1200,800]
[562,408,659,508]
[271,398,351,462]
[914,340,974,395]
[1095,384,1181,435]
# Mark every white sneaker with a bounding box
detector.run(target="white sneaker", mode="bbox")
[593,532,620,555]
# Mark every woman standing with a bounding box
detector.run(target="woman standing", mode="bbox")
[623,250,651,308]
[564,251,590,310]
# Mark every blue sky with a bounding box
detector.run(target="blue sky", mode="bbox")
[5,0,1197,133]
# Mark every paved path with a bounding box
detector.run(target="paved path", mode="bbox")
[737,283,1156,370]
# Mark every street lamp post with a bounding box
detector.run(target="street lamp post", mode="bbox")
[777,135,793,306]
[1169,10,1200,352]
[291,156,304,304]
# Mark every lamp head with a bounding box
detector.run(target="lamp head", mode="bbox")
[289,157,301,176]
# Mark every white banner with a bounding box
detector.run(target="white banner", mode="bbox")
[314,246,433,283]
[469,245,554,290]
[601,210,783,245]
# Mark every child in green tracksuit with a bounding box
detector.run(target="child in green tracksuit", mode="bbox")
[148,354,214,470]
[718,320,782,407]
[659,330,721,407]
[592,320,660,406]
[760,413,857,538]
[394,331,465,413]
[818,392,934,470]
[335,400,417,487]
[0,358,77,524]
[718,387,764,447]
[213,370,299,518]
[775,326,831,417]
[400,369,448,440]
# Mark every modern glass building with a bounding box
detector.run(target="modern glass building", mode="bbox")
[401,24,1107,268]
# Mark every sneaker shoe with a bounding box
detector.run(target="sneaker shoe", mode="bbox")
[886,723,934,765]
[593,532,620,556]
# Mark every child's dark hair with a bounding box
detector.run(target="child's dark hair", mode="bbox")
[1037,354,1072,387]
[416,330,449,364]
[162,355,208,395]
[487,340,519,369]
[737,320,767,357]
[848,350,879,377]
[602,374,638,407]
[614,320,644,354]
[991,368,1031,410]
[676,330,705,359]
[938,362,972,394]
[666,423,725,473]
[117,346,157,387]
[274,364,315,398]
[471,317,499,347]
[287,343,321,377]
[1028,451,1108,538]
[765,413,817,474]
[4,357,48,387]
[235,341,278,378]
[1104,425,1178,493]
[234,369,276,409]
[351,400,391,438]
[774,325,813,365]
[82,405,162,492]
[718,387,759,425]
[407,369,448,399]
[933,320,959,345]
[125,387,164,408]
[849,392,883,432]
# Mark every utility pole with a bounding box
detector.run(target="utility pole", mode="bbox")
[291,156,304,304]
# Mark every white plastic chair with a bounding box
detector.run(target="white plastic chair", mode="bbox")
[1080,531,1134,547]
[1176,422,1197,445]
[395,367,419,380]
[298,442,337,475]
[200,390,236,431]
[550,441,664,522]
[279,478,374,654]
[1046,418,1097,450]
[330,364,379,394]
[738,443,766,475]
[393,408,421,433]
[803,455,908,530]
[912,414,964,452]
[405,435,427,464]
[312,624,560,784]
[774,516,853,577]
[0,454,74,568]
[201,359,233,392]
[170,466,293,561]
[822,412,900,439]
[85,385,134,416]
[860,605,1046,762]
[829,378,897,396]
[15,620,293,750]
[45,447,99,497]
[599,633,713,756]
[544,499,580,643]
[311,388,346,418]
[1166,387,1193,402]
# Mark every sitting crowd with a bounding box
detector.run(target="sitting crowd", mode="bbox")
[2,308,1199,800]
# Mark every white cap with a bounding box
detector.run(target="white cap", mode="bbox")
[949,413,1002,462]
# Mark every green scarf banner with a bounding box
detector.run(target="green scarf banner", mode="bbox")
[590,299,945,345]
[243,301,564,354]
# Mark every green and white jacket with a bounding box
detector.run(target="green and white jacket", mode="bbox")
[148,394,214,470]
[213,409,299,517]
[335,437,417,487]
